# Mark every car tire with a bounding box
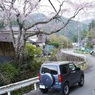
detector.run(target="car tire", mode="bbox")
[63,83,69,95]
[78,76,84,87]
[40,88,48,94]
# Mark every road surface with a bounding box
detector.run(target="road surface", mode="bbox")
[25,54,95,95]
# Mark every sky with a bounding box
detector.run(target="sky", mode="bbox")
[38,0,95,21]
[2,0,95,22]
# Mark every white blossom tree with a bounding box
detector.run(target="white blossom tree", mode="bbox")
[0,0,85,65]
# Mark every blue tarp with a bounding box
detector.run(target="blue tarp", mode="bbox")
[85,48,91,53]
[45,45,54,52]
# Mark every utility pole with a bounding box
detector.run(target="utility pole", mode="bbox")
[77,17,80,50]
[78,27,80,49]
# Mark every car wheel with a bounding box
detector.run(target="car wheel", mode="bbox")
[78,76,84,87]
[40,88,48,94]
[63,83,69,95]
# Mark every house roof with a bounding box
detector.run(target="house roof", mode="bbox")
[36,34,46,43]
[0,33,12,42]
[0,26,39,33]
[28,34,46,45]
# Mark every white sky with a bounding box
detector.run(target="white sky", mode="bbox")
[38,0,95,21]
[4,0,95,21]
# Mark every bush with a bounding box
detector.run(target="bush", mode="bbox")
[49,42,59,48]
[85,42,93,49]
[24,43,42,63]
[0,62,18,85]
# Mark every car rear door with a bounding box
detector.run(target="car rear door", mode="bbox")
[40,65,58,87]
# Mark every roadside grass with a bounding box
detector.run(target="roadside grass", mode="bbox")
[74,49,89,54]
[76,62,88,71]
[81,65,88,70]
[74,50,89,70]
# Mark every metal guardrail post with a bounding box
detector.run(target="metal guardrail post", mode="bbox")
[8,92,11,95]
[34,83,37,90]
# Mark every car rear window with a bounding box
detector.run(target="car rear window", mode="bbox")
[41,65,58,75]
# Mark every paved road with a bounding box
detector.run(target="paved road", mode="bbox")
[25,54,95,95]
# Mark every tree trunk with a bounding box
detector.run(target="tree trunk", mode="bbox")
[14,47,23,67]
[14,36,26,68]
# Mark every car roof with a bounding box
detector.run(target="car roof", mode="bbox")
[42,61,73,66]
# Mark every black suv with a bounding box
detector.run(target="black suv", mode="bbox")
[38,61,84,95]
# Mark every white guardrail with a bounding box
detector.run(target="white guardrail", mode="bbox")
[0,77,39,95]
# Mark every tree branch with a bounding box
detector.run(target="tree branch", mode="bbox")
[25,0,64,30]
[25,7,83,40]
[48,0,57,12]
[23,0,42,18]
[0,5,4,10]
[48,7,83,34]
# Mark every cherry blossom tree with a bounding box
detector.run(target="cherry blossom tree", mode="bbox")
[0,0,84,65]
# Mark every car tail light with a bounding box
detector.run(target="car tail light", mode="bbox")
[38,74,40,80]
[58,75,62,82]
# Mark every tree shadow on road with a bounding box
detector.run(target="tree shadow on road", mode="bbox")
[25,85,81,95]
[69,85,79,94]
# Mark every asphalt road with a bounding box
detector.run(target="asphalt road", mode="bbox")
[25,54,95,95]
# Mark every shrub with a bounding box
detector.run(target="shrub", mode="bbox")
[0,62,18,85]
[85,42,93,49]
[24,43,42,63]
[49,41,59,48]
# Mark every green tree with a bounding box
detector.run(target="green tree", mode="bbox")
[85,42,93,49]
[87,32,93,41]
[89,20,95,30]
[81,30,88,40]
[0,20,4,29]
[49,34,72,48]
[72,35,78,42]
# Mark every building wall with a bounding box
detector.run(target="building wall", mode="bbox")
[0,42,15,56]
